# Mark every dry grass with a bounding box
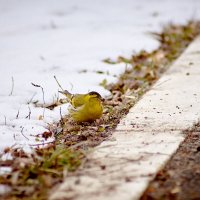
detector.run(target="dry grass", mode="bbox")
[1,21,200,200]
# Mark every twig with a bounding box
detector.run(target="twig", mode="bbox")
[16,109,20,119]
[54,75,64,91]
[52,91,60,104]
[41,88,45,105]
[155,78,171,88]
[9,76,14,96]
[25,106,31,119]
[69,82,73,91]
[59,107,63,123]
[31,83,45,117]
[27,92,36,104]
[139,151,169,156]
[20,127,29,140]
[13,133,16,141]
[29,141,55,147]
[124,95,137,99]
[4,116,7,125]
[56,91,60,102]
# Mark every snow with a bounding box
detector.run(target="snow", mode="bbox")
[50,36,200,200]
[0,0,200,152]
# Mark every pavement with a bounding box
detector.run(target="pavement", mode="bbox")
[140,122,200,200]
[50,36,200,200]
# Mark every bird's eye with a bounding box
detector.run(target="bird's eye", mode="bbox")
[89,91,102,99]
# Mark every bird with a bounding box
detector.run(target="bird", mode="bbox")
[59,90,104,122]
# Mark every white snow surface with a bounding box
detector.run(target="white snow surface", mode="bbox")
[0,0,200,152]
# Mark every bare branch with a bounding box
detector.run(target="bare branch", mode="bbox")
[69,82,73,91]
[13,133,16,141]
[29,140,55,147]
[41,88,45,117]
[16,110,20,119]
[59,107,64,124]
[31,83,45,117]
[9,76,14,96]
[155,78,171,88]
[54,75,64,91]
[56,91,60,102]
[20,127,29,140]
[31,83,41,88]
[4,116,7,125]
[25,106,31,119]
[27,92,36,104]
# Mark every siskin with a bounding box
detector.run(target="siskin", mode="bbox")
[59,90,104,122]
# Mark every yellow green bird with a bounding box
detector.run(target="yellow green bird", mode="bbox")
[59,90,104,122]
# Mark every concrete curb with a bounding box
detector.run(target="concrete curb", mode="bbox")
[50,36,200,200]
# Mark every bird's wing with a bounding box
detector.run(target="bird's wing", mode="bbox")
[71,94,87,108]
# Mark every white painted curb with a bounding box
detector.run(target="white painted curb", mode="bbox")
[50,36,200,200]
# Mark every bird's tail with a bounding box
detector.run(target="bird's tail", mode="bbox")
[59,90,73,101]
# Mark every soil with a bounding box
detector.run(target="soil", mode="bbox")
[1,21,200,200]
[140,122,200,200]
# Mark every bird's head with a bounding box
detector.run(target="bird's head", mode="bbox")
[88,91,104,102]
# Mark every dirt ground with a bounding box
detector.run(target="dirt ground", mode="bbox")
[140,122,200,200]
